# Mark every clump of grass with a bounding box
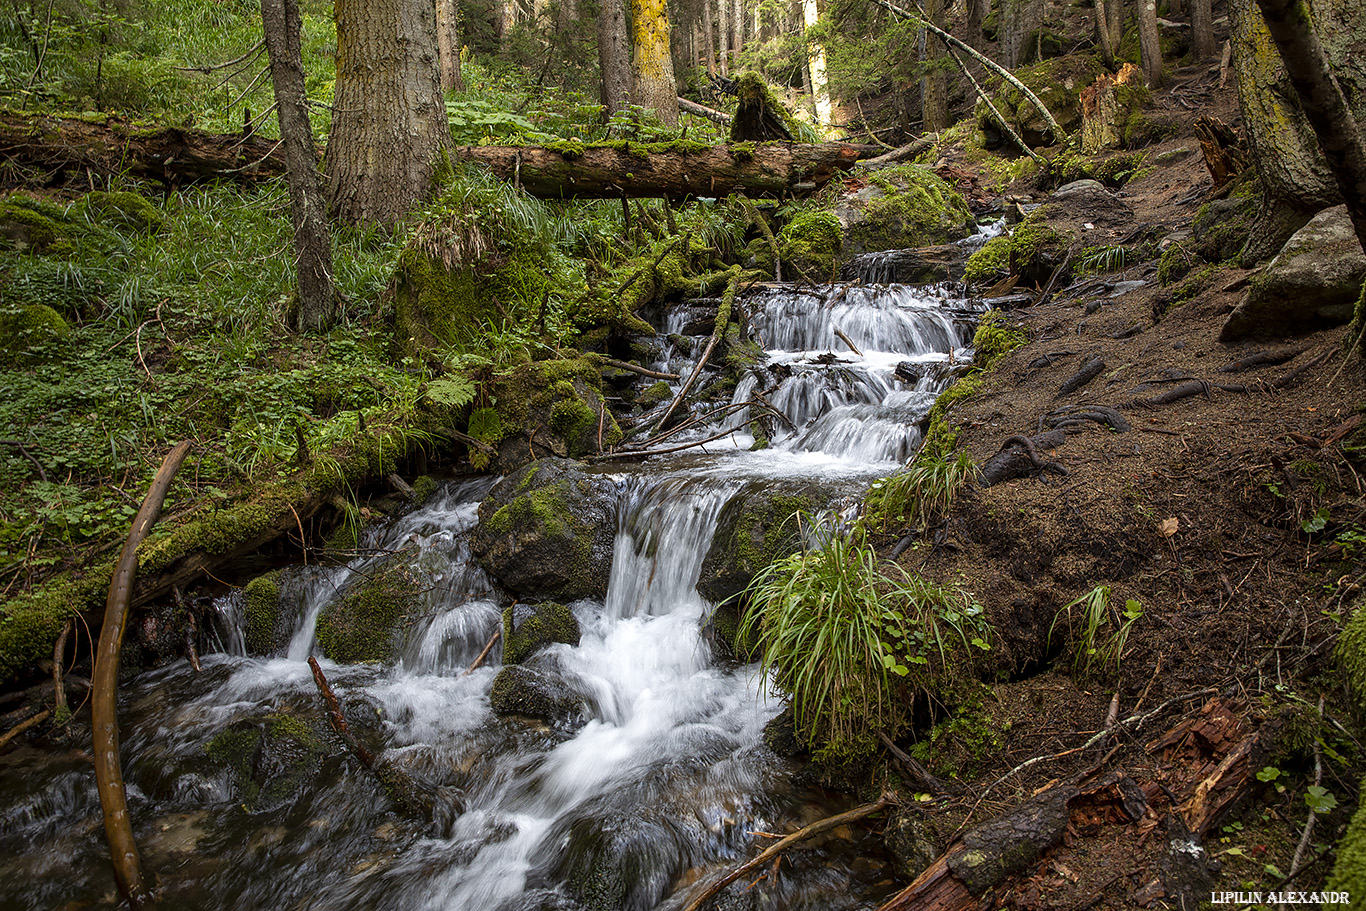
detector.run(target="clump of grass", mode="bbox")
[741,519,992,763]
[864,450,978,533]
[1049,585,1142,680]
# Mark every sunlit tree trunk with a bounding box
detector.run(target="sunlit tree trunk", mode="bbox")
[599,0,632,115]
[1000,0,1043,68]
[801,0,831,131]
[1138,0,1164,85]
[631,0,680,125]
[436,0,464,93]
[262,0,336,329]
[327,0,451,227]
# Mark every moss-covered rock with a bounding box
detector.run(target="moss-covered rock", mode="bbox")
[778,211,843,281]
[836,165,973,256]
[489,664,587,725]
[977,54,1105,148]
[0,303,71,366]
[488,359,623,471]
[204,711,327,810]
[1191,191,1257,264]
[703,601,761,661]
[75,190,163,233]
[1328,778,1366,904]
[1336,599,1366,711]
[243,571,284,656]
[964,235,1011,288]
[554,809,686,911]
[634,380,672,409]
[1007,216,1067,288]
[470,458,618,602]
[503,601,581,665]
[316,557,423,663]
[697,479,839,605]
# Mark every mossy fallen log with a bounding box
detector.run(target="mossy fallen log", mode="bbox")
[0,419,434,682]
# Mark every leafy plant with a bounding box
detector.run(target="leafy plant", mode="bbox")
[740,518,991,762]
[1049,585,1143,680]
[864,450,977,533]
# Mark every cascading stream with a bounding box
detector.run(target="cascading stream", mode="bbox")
[0,271,983,911]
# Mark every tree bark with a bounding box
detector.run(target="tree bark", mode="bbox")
[327,0,452,226]
[631,0,680,125]
[803,0,832,131]
[1191,0,1216,61]
[1000,0,1043,68]
[702,0,717,77]
[921,0,948,132]
[598,0,632,115]
[1231,0,1366,263]
[965,0,987,50]
[1137,0,1165,86]
[261,0,337,331]
[1095,0,1123,67]
[718,0,731,76]
[1253,0,1366,255]
[436,0,464,93]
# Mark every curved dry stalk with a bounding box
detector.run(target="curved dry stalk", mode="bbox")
[93,440,192,908]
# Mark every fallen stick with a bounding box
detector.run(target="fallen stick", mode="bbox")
[875,730,957,795]
[833,326,863,356]
[464,629,501,675]
[678,96,733,124]
[53,618,72,715]
[599,357,681,381]
[681,798,893,911]
[655,267,740,433]
[94,439,192,909]
[0,709,51,751]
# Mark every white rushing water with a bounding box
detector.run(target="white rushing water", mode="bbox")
[0,275,981,911]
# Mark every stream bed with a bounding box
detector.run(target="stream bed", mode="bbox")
[0,269,984,910]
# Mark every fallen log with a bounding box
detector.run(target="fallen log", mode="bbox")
[0,112,879,198]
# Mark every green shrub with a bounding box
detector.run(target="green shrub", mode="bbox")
[865,450,978,533]
[741,521,991,763]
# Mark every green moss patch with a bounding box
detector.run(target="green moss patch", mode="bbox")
[0,303,72,366]
[503,601,581,664]
[842,165,973,254]
[778,211,843,281]
[316,558,422,664]
[964,235,1010,287]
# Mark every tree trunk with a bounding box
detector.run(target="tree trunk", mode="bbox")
[1000,0,1043,67]
[1095,0,1123,67]
[966,0,987,49]
[921,0,948,132]
[598,0,632,115]
[1191,0,1216,61]
[718,0,730,76]
[327,0,452,226]
[1253,0,1366,255]
[1231,0,1366,263]
[631,0,680,125]
[803,0,832,132]
[261,0,337,331]
[702,0,717,77]
[436,0,464,93]
[1138,0,1165,86]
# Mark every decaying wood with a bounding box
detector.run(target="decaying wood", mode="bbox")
[94,440,191,909]
[855,137,934,169]
[387,473,416,499]
[681,798,893,911]
[833,326,863,356]
[678,97,733,124]
[876,730,958,795]
[1081,63,1143,153]
[52,618,71,714]
[1194,116,1245,192]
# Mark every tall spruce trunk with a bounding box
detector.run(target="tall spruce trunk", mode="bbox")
[1000,0,1043,68]
[1138,0,1165,85]
[921,0,948,131]
[631,0,680,125]
[1095,0,1123,67]
[327,0,452,226]
[599,0,632,114]
[1231,0,1366,262]
[1191,0,1216,61]
[702,0,717,76]
[436,0,464,93]
[718,0,730,75]
[261,0,336,329]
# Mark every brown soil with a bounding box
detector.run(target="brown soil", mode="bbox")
[881,61,1366,910]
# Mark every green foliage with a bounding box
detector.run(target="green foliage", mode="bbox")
[1049,586,1143,680]
[741,520,991,763]
[864,450,978,533]
[963,235,1010,287]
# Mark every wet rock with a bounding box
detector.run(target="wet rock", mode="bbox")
[243,571,287,656]
[842,244,964,284]
[487,359,624,472]
[203,711,328,811]
[1221,205,1366,340]
[883,808,943,881]
[489,665,587,727]
[471,459,618,602]
[316,556,425,663]
[948,784,1076,895]
[762,708,807,758]
[702,601,760,661]
[503,601,581,665]
[553,808,689,911]
[696,479,839,605]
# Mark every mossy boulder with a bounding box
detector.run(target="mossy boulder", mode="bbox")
[554,809,686,911]
[489,664,587,726]
[1328,778,1366,903]
[977,54,1105,148]
[0,303,71,366]
[697,479,840,605]
[74,190,162,233]
[835,165,974,256]
[315,557,423,663]
[702,601,760,661]
[1336,599,1366,714]
[963,235,1011,288]
[634,380,672,409]
[0,200,61,253]
[1007,217,1067,288]
[487,359,623,472]
[778,211,843,281]
[470,458,618,602]
[503,601,581,665]
[1191,191,1257,264]
[1221,205,1366,341]
[204,711,328,810]
[243,571,285,656]
[394,247,527,355]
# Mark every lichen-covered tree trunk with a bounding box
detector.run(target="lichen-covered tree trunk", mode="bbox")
[1137,0,1165,85]
[921,0,948,132]
[803,0,832,131]
[261,0,336,330]
[1231,0,1366,263]
[436,0,465,93]
[631,0,680,126]
[327,0,452,226]
[598,0,632,114]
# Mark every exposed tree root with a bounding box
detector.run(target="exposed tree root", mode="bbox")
[979,434,1069,487]
[1056,355,1106,397]
[1039,405,1131,434]
[1218,346,1310,373]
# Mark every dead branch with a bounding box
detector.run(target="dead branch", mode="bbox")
[655,268,740,433]
[52,618,71,714]
[94,440,191,908]
[876,730,959,795]
[0,709,51,751]
[833,326,863,356]
[599,357,681,380]
[678,97,733,124]
[681,798,893,911]
[464,629,501,675]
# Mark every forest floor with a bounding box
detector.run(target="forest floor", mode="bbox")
[879,59,1366,909]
